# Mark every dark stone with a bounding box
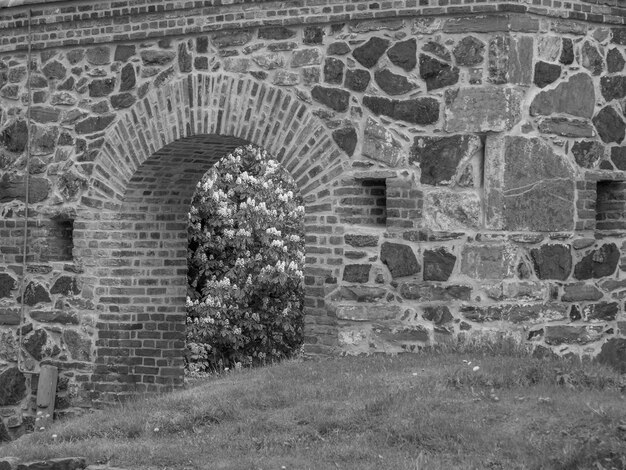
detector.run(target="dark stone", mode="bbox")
[58,170,88,200]
[363,96,439,125]
[114,45,135,62]
[197,36,209,53]
[562,283,603,301]
[23,282,51,306]
[0,367,26,405]
[89,78,115,97]
[0,273,16,298]
[195,57,209,70]
[574,243,619,280]
[332,127,357,156]
[399,283,471,301]
[530,244,571,280]
[537,117,595,138]
[345,234,378,247]
[259,27,296,40]
[544,325,603,345]
[311,86,350,112]
[324,58,344,84]
[423,248,456,281]
[596,338,626,373]
[343,264,371,283]
[110,93,136,109]
[24,329,47,361]
[374,69,417,95]
[410,134,480,186]
[581,41,604,75]
[86,46,111,65]
[610,146,626,170]
[0,120,28,153]
[50,276,81,296]
[600,76,626,102]
[0,174,50,203]
[63,330,91,361]
[75,115,115,134]
[423,305,453,325]
[453,36,485,66]
[178,43,192,73]
[560,38,574,65]
[66,49,84,64]
[57,76,75,91]
[387,38,417,71]
[593,106,626,144]
[42,60,66,80]
[345,250,366,259]
[353,37,390,68]
[328,42,351,55]
[0,308,20,325]
[422,41,451,61]
[30,310,79,324]
[533,61,561,88]
[376,325,429,343]
[380,242,420,278]
[529,73,595,118]
[419,54,459,91]
[572,140,604,169]
[140,50,175,65]
[612,28,626,45]
[344,69,371,92]
[0,421,10,442]
[606,48,625,73]
[584,302,619,321]
[304,26,324,44]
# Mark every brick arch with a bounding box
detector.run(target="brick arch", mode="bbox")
[76,74,345,403]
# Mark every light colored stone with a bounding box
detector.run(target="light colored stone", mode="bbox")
[461,244,515,280]
[362,117,404,167]
[444,87,523,132]
[423,190,481,231]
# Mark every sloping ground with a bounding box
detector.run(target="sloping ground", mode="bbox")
[2,348,626,470]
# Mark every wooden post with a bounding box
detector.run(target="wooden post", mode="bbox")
[35,365,58,432]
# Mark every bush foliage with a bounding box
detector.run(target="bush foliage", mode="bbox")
[186,145,305,373]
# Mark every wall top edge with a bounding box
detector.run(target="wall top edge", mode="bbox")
[0,0,625,54]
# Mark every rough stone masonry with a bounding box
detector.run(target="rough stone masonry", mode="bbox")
[0,0,625,439]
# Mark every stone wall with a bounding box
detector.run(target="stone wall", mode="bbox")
[0,0,625,440]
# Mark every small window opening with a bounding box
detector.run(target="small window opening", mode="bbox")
[43,217,74,262]
[596,180,626,231]
[338,178,387,226]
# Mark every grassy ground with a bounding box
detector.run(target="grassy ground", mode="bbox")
[2,342,626,470]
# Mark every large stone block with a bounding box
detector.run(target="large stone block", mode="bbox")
[0,367,26,406]
[0,173,50,203]
[380,242,420,278]
[544,325,603,345]
[410,134,481,186]
[353,37,390,68]
[484,135,575,231]
[423,248,456,281]
[423,190,481,231]
[529,73,595,118]
[462,303,567,324]
[460,244,512,280]
[364,96,439,125]
[444,87,522,132]
[530,244,572,281]
[399,283,471,301]
[574,243,619,280]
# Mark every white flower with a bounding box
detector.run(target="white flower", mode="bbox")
[473,366,480,372]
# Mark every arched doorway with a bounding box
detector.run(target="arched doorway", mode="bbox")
[74,75,345,403]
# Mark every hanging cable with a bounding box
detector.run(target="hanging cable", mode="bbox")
[17,7,33,373]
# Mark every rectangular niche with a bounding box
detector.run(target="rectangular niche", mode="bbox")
[43,217,74,262]
[596,180,626,231]
[338,178,387,226]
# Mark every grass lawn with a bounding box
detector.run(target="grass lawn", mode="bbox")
[2,343,626,470]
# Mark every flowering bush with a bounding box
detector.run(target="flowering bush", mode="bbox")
[186,145,305,373]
